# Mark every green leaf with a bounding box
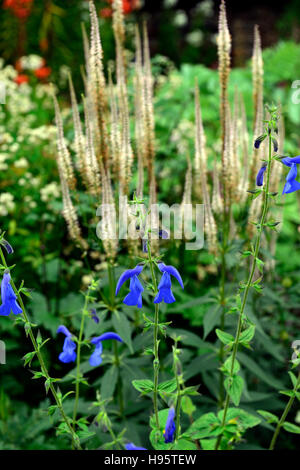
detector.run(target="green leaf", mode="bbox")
[185,412,220,439]
[288,371,298,388]
[222,355,240,375]
[158,379,177,393]
[224,375,244,406]
[112,312,133,353]
[203,306,221,339]
[257,410,279,424]
[238,352,284,390]
[215,329,234,345]
[101,366,119,399]
[282,422,300,434]
[172,439,197,450]
[181,396,196,417]
[218,408,261,430]
[132,379,154,394]
[239,325,255,345]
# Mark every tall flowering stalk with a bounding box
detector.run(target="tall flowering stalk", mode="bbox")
[0,244,81,450]
[215,105,280,450]
[146,238,160,427]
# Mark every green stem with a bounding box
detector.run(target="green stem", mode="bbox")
[72,296,87,429]
[114,340,124,416]
[215,132,273,450]
[107,263,124,417]
[218,246,226,408]
[0,248,81,450]
[269,370,300,450]
[147,240,160,428]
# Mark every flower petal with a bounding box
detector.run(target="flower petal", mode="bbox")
[91,332,123,344]
[158,263,184,289]
[115,265,144,295]
[89,341,103,367]
[125,443,147,450]
[57,325,72,337]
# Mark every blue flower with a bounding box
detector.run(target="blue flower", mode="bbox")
[282,163,300,195]
[281,155,300,167]
[0,271,22,316]
[163,407,176,444]
[89,332,123,367]
[125,443,147,450]
[154,263,184,304]
[256,164,267,186]
[57,325,77,363]
[115,264,144,308]
[90,308,99,324]
[0,239,13,255]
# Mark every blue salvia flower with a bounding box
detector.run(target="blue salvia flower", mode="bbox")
[115,264,144,308]
[154,263,184,304]
[256,164,267,186]
[0,239,14,255]
[281,155,300,167]
[280,156,300,195]
[89,332,123,367]
[125,443,147,450]
[57,325,77,363]
[90,308,99,324]
[0,271,22,316]
[163,407,176,444]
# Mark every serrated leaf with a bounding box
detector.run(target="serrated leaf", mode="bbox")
[215,329,234,345]
[132,379,154,394]
[224,375,244,406]
[239,325,256,345]
[158,379,177,393]
[257,410,279,424]
[282,422,300,434]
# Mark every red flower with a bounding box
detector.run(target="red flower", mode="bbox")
[3,0,33,19]
[101,0,138,17]
[34,66,51,80]
[99,7,112,18]
[14,74,29,85]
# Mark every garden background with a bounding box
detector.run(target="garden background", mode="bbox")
[0,0,300,451]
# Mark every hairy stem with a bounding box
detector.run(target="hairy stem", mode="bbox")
[147,240,160,428]
[269,370,300,450]
[72,296,87,429]
[107,263,124,416]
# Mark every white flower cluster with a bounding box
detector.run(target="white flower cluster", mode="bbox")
[0,193,15,216]
[19,55,44,71]
[40,182,61,203]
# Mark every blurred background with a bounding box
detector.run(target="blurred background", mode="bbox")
[2,0,300,85]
